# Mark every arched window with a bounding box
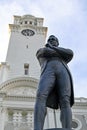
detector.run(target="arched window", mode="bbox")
[72,121,78,129]
[72,118,82,130]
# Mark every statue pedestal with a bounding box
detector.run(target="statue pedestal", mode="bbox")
[44,128,72,130]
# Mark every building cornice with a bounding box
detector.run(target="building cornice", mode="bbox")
[9,24,48,35]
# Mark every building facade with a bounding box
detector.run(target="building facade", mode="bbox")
[0,15,87,130]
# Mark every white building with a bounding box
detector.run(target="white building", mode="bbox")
[0,14,87,130]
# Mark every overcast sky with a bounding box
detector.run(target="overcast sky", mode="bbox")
[0,0,87,98]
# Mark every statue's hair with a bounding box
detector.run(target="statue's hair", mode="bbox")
[47,35,59,45]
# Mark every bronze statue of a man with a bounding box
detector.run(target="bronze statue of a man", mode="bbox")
[34,35,74,130]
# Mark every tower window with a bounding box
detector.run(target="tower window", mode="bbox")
[30,21,32,24]
[26,45,28,48]
[24,63,29,75]
[25,21,28,24]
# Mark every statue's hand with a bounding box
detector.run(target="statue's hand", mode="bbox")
[46,43,55,49]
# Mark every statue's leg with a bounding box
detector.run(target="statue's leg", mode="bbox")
[60,97,72,128]
[56,65,72,128]
[34,68,55,130]
[34,96,47,130]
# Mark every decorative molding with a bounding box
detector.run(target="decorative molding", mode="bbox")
[7,86,36,97]
[6,109,34,130]
[0,77,38,91]
[9,23,47,36]
[0,77,38,100]
[72,116,82,130]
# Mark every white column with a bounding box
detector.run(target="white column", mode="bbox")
[84,115,87,124]
[0,107,3,129]
[0,108,7,130]
[0,62,10,84]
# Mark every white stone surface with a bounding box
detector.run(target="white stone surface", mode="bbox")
[5,14,47,81]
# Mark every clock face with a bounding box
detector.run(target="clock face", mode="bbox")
[21,29,35,36]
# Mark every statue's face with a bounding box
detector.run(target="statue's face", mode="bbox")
[48,35,59,47]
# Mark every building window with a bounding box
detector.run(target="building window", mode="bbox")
[25,21,28,24]
[24,63,29,75]
[72,121,78,129]
[26,45,28,48]
[30,21,32,24]
[71,118,82,130]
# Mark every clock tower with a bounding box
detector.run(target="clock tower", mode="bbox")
[6,15,47,80]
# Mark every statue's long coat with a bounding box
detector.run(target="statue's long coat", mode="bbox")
[36,46,74,109]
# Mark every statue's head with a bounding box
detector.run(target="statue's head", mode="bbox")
[47,35,59,47]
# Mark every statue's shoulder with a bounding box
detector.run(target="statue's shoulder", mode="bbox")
[36,47,57,59]
[36,47,46,59]
[36,47,45,54]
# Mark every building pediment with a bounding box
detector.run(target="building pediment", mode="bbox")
[0,77,38,98]
[6,86,36,97]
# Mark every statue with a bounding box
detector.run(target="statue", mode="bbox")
[34,35,74,130]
